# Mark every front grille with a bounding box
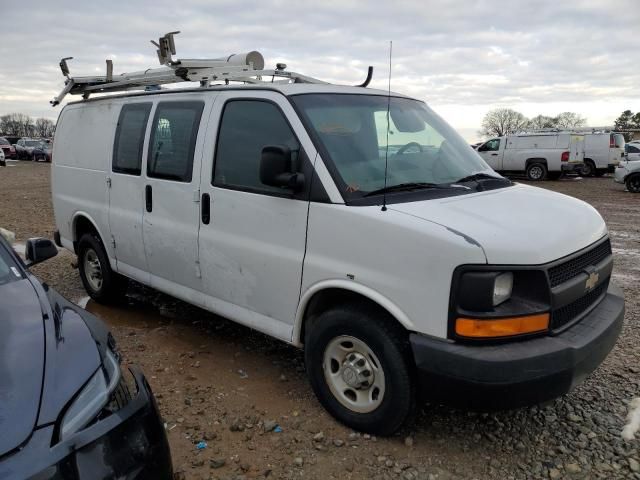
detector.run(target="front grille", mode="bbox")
[551,278,609,330]
[548,239,612,288]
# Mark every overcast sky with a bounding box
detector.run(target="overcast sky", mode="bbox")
[1,0,638,141]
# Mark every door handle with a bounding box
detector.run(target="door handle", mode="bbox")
[145,185,152,212]
[201,193,210,224]
[491,153,499,156]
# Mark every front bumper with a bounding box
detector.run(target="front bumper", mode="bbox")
[0,367,173,480]
[410,283,624,410]
[614,166,628,184]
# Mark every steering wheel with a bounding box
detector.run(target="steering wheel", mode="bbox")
[395,141,423,155]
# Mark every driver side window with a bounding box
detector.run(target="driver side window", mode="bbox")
[479,139,500,152]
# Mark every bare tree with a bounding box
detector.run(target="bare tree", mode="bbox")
[0,113,55,137]
[480,108,529,137]
[0,114,23,136]
[527,115,555,130]
[34,118,55,137]
[553,112,586,129]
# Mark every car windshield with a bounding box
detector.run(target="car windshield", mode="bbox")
[0,244,21,286]
[25,140,41,147]
[292,94,495,198]
[0,138,9,145]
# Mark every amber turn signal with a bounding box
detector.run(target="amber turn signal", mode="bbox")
[455,313,550,339]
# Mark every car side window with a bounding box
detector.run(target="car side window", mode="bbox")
[213,100,300,194]
[479,139,500,152]
[113,103,152,175]
[629,146,639,153]
[147,101,204,182]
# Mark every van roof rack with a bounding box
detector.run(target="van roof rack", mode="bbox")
[51,32,374,106]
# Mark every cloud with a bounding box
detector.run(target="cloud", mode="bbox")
[1,0,639,140]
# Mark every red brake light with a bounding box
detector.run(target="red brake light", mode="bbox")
[610,135,615,148]
[561,151,570,162]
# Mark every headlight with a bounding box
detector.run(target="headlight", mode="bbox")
[451,269,550,341]
[492,272,513,306]
[59,349,121,440]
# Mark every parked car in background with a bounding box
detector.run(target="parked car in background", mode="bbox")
[0,232,173,479]
[32,140,52,162]
[0,148,5,167]
[476,133,585,180]
[0,137,16,159]
[15,138,45,160]
[581,132,626,177]
[626,144,640,161]
[615,158,640,193]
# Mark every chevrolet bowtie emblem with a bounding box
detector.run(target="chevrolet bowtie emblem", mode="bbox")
[585,271,599,290]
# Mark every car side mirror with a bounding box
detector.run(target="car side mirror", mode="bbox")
[260,145,304,192]
[25,237,58,267]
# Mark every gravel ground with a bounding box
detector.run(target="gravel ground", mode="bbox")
[1,161,638,480]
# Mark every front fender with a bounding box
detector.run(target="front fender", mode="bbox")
[292,279,413,346]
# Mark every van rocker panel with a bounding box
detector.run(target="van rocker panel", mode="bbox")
[410,283,624,410]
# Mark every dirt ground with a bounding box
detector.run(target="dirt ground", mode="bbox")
[1,161,638,480]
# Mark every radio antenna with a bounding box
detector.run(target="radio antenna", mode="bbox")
[382,40,393,212]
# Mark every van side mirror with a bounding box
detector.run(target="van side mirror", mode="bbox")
[260,145,304,192]
[25,238,58,267]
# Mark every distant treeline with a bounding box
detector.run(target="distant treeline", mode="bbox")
[0,113,56,138]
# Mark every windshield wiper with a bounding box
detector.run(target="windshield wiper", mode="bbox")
[453,173,512,191]
[454,173,505,183]
[364,182,452,197]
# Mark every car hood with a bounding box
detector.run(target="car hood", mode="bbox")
[0,279,45,457]
[389,183,607,264]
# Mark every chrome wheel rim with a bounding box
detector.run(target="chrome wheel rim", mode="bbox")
[529,166,543,180]
[83,248,103,292]
[323,335,385,413]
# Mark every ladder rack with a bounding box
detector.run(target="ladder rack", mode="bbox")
[51,32,373,106]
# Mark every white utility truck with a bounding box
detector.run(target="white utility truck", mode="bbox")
[476,133,585,180]
[50,33,624,435]
[581,132,626,177]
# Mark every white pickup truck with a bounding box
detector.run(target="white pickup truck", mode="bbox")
[476,133,585,180]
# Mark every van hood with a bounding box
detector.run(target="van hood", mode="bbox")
[390,183,607,265]
[0,279,45,457]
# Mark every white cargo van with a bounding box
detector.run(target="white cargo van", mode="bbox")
[50,41,624,435]
[581,132,626,177]
[476,133,584,180]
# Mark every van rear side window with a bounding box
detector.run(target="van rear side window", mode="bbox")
[147,101,204,182]
[113,103,152,175]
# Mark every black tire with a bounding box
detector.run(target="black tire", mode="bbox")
[526,162,547,181]
[77,233,127,304]
[547,172,562,181]
[581,160,595,177]
[304,303,415,436]
[626,174,640,193]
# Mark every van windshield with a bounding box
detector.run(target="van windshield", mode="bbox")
[291,94,497,199]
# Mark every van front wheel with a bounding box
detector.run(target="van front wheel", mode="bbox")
[78,233,127,303]
[626,174,640,193]
[304,304,415,436]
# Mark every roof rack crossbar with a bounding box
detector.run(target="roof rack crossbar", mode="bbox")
[50,31,350,106]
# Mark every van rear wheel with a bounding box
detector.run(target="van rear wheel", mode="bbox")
[304,304,415,436]
[78,233,127,304]
[526,163,547,181]
[581,160,595,177]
